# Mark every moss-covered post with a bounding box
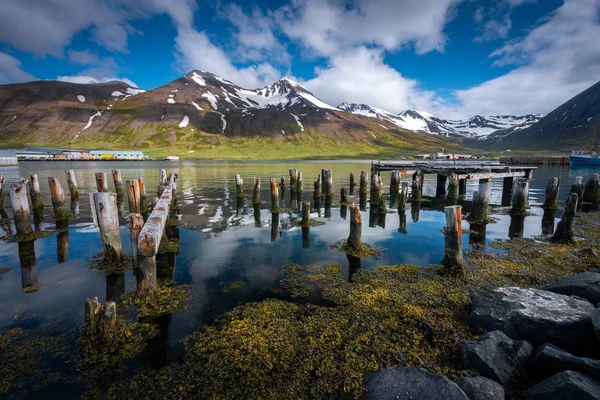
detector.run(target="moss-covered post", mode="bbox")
[441,205,463,272]
[448,173,459,200]
[347,203,362,251]
[235,174,244,198]
[297,172,303,192]
[411,201,421,223]
[552,193,578,243]
[570,176,584,211]
[509,215,525,239]
[127,179,141,213]
[349,172,355,194]
[542,177,561,210]
[112,170,124,197]
[314,174,322,197]
[95,172,108,192]
[301,201,311,226]
[0,175,5,209]
[84,297,117,332]
[541,208,557,235]
[270,178,280,212]
[398,182,409,211]
[93,192,123,261]
[510,177,529,216]
[583,174,600,205]
[436,174,447,198]
[340,187,348,204]
[469,179,490,223]
[129,213,144,269]
[359,171,368,195]
[65,169,79,199]
[458,178,467,197]
[411,172,422,202]
[252,176,260,204]
[501,177,514,206]
[48,177,68,221]
[289,169,297,192]
[9,183,32,236]
[29,174,43,209]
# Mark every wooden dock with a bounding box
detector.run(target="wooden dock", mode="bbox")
[371,161,536,180]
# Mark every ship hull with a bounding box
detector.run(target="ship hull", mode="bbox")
[570,155,600,166]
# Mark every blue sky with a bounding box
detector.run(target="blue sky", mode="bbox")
[0,0,598,118]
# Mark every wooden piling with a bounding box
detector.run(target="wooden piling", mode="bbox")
[9,183,32,235]
[398,182,409,211]
[314,174,322,197]
[324,169,333,197]
[509,215,526,239]
[93,192,123,261]
[436,174,447,198]
[84,297,117,332]
[349,172,355,193]
[302,227,310,249]
[95,172,108,192]
[510,177,529,216]
[235,174,244,198]
[390,170,400,195]
[441,205,463,271]
[0,175,5,209]
[469,179,490,223]
[127,179,141,213]
[128,213,144,269]
[270,178,280,212]
[289,169,298,191]
[56,219,70,263]
[65,169,79,198]
[279,176,286,193]
[570,176,584,211]
[112,170,124,196]
[297,172,303,192]
[447,173,459,200]
[359,171,368,195]
[583,174,600,204]
[253,176,261,204]
[458,178,467,196]
[411,172,422,202]
[158,169,167,195]
[553,193,578,243]
[301,201,311,226]
[501,177,514,206]
[347,203,362,251]
[542,209,557,235]
[28,174,43,209]
[370,175,383,210]
[325,196,332,219]
[48,177,68,221]
[253,203,261,227]
[542,177,561,210]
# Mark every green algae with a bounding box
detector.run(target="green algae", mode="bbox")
[219,280,246,293]
[331,239,384,258]
[296,218,326,228]
[1,231,57,243]
[88,253,133,275]
[157,237,180,254]
[122,282,194,318]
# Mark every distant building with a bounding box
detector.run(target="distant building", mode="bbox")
[0,149,18,166]
[90,150,145,160]
[414,154,430,160]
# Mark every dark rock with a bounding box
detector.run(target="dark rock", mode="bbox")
[469,287,595,353]
[545,272,600,304]
[593,309,600,341]
[461,330,520,385]
[455,376,505,400]
[514,340,534,364]
[580,248,599,259]
[529,343,600,381]
[364,367,469,400]
[526,370,600,400]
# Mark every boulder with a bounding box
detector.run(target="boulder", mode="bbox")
[529,343,600,381]
[545,272,600,304]
[460,330,520,385]
[514,340,534,364]
[592,308,600,341]
[364,367,469,400]
[468,287,595,353]
[455,376,505,400]
[526,370,600,400]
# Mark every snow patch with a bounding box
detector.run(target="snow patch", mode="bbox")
[171,89,179,93]
[111,91,124,96]
[192,101,202,111]
[167,98,176,104]
[202,92,218,110]
[281,129,285,135]
[290,113,304,132]
[191,72,206,86]
[215,112,227,132]
[83,111,102,130]
[11,115,16,121]
[126,87,145,95]
[77,95,85,103]
[179,115,189,128]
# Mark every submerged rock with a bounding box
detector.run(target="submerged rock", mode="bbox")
[526,370,600,400]
[455,376,505,400]
[545,272,600,304]
[529,343,600,381]
[469,287,595,353]
[460,330,521,385]
[364,367,469,400]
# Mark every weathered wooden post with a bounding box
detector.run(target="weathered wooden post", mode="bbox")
[340,187,348,204]
[95,172,108,192]
[235,174,244,198]
[0,175,5,209]
[398,182,409,211]
[10,183,32,235]
[436,174,448,198]
[324,196,332,219]
[84,297,117,332]
[280,176,286,193]
[359,171,368,195]
[302,226,310,248]
[65,169,79,199]
[324,169,333,197]
[158,169,167,195]
[129,213,144,269]
[370,175,383,210]
[29,174,43,209]
[458,178,467,197]
[127,179,141,213]
[93,192,123,261]
[542,209,557,235]
[542,177,561,210]
[501,177,514,206]
[112,170,124,196]
[349,172,355,193]
[270,178,280,212]
[448,173,459,200]
[510,177,529,216]
[271,213,279,242]
[553,193,578,243]
[469,179,490,223]
[297,172,303,192]
[252,176,260,204]
[346,203,362,251]
[300,201,311,226]
[509,215,525,239]
[253,203,261,227]
[570,176,585,211]
[314,174,322,197]
[583,174,600,204]
[411,172,422,202]
[48,177,68,221]
[441,205,463,272]
[289,169,297,191]
[390,171,400,196]
[359,193,367,212]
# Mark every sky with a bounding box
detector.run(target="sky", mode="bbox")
[0,0,598,119]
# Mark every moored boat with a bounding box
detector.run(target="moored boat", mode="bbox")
[165,155,180,161]
[570,130,600,166]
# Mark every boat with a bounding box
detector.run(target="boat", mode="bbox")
[165,156,180,161]
[570,130,600,166]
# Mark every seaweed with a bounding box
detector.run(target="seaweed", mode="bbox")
[331,239,384,258]
[88,253,133,275]
[122,282,194,318]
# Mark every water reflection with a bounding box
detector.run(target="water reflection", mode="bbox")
[411,202,421,222]
[106,273,125,301]
[398,211,407,234]
[302,227,310,249]
[271,213,279,242]
[18,240,37,290]
[347,255,361,282]
[469,223,486,251]
[57,219,70,263]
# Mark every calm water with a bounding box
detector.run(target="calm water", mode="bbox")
[0,160,596,397]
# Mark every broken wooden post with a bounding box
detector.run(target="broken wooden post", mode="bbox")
[411,201,421,223]
[84,297,117,332]
[398,182,409,211]
[341,187,348,204]
[370,175,383,210]
[65,169,79,199]
[301,201,311,226]
[447,173,459,200]
[253,176,261,204]
[48,177,68,221]
[553,193,578,243]
[0,175,5,209]
[29,174,43,209]
[235,174,244,198]
[583,174,600,204]
[324,169,333,197]
[95,172,108,192]
[158,169,167,195]
[349,172,355,193]
[441,205,463,272]
[279,176,286,193]
[270,178,280,212]
[458,178,467,196]
[501,176,514,206]
[297,172,303,192]
[10,183,32,235]
[510,177,529,216]
[570,176,585,211]
[359,171,368,195]
[127,179,141,213]
[411,172,422,202]
[346,203,362,251]
[112,170,124,196]
[129,213,144,269]
[542,177,561,210]
[314,174,322,197]
[289,169,298,192]
[469,179,490,223]
[436,174,447,198]
[93,192,123,261]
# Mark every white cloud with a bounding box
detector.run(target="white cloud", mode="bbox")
[0,51,36,84]
[67,49,100,65]
[474,15,512,42]
[57,75,139,88]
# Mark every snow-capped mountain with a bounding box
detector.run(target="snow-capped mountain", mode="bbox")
[339,103,543,139]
